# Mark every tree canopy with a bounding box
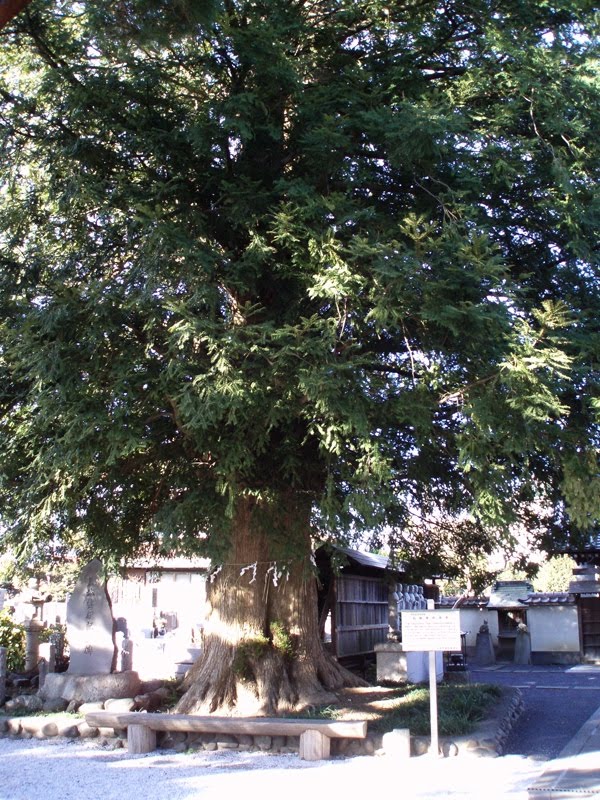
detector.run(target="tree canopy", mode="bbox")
[1,0,599,572]
[533,554,577,592]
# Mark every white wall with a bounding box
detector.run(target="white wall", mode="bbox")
[452,603,580,657]
[41,600,67,626]
[109,570,207,643]
[454,607,500,650]
[528,605,580,654]
[155,571,207,640]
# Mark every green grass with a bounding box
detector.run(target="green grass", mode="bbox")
[373,683,502,736]
[0,709,83,719]
[403,683,501,736]
[312,682,503,737]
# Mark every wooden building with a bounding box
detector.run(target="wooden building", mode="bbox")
[563,533,600,662]
[315,545,411,665]
[108,547,429,675]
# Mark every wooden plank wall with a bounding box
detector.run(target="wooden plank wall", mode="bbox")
[334,575,389,658]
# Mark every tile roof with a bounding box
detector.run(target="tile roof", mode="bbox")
[520,592,575,605]
[437,595,489,608]
[438,592,575,607]
[322,545,407,574]
[488,580,534,608]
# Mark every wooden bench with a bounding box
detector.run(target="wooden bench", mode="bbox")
[85,711,367,761]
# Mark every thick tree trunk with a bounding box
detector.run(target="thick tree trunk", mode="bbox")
[176,495,365,715]
[0,0,33,30]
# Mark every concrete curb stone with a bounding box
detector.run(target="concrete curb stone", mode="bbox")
[0,685,523,759]
[380,686,524,759]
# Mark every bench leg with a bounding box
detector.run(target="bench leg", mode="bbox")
[127,724,157,754]
[299,730,331,761]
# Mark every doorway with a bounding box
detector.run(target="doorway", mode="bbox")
[579,596,600,661]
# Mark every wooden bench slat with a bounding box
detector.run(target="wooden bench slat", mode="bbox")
[85,711,367,739]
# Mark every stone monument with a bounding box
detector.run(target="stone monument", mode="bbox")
[474,620,495,666]
[66,559,116,675]
[514,623,532,665]
[38,560,141,707]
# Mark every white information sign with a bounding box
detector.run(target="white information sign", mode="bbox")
[401,610,461,652]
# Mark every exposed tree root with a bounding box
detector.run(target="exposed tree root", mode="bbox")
[174,494,368,717]
[176,639,367,716]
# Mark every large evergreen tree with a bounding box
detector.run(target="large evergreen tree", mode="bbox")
[0,0,598,713]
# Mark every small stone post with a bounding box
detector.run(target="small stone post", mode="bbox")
[382,728,411,759]
[49,631,64,663]
[38,657,48,688]
[121,638,133,672]
[39,642,56,673]
[24,620,42,672]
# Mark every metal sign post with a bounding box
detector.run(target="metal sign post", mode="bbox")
[428,650,439,756]
[401,609,462,757]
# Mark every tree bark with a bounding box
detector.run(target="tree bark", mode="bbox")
[0,0,33,30]
[176,494,365,715]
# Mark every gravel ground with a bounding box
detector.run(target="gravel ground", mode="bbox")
[0,737,546,800]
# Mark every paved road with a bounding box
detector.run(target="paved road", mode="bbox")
[470,664,600,759]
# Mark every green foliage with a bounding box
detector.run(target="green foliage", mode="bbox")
[311,683,502,737]
[232,622,295,677]
[369,683,502,737]
[533,555,577,592]
[395,516,501,595]
[0,547,80,602]
[0,0,598,572]
[232,634,271,680]
[494,567,531,585]
[0,553,17,588]
[269,621,295,660]
[37,622,66,644]
[0,610,26,672]
[299,704,342,721]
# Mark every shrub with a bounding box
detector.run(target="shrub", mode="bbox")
[0,610,26,672]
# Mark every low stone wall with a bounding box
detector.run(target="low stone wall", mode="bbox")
[411,686,524,758]
[0,687,523,759]
[0,713,375,756]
